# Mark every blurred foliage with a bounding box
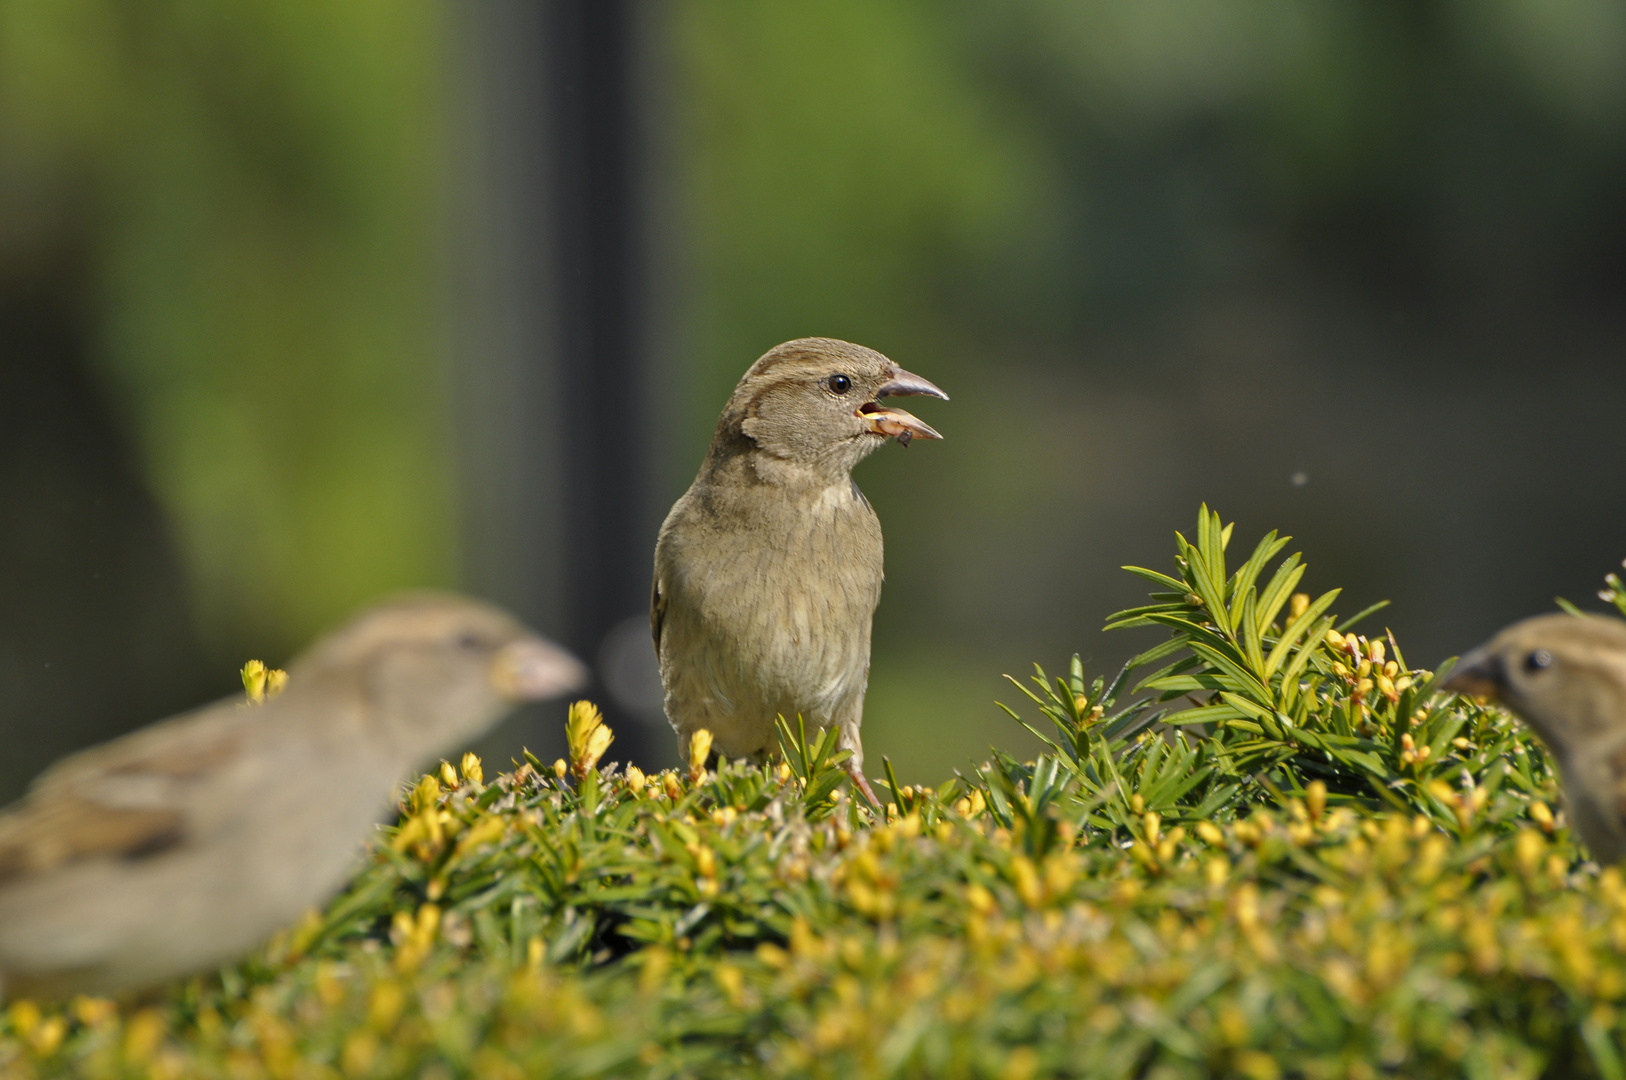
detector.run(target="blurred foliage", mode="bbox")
[0,0,455,652]
[9,511,1626,1077]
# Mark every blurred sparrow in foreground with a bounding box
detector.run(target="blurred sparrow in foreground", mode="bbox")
[0,593,586,999]
[1446,613,1626,862]
[652,338,947,804]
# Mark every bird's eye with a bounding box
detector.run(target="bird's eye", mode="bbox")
[456,631,483,650]
[827,373,852,395]
[1525,649,1553,673]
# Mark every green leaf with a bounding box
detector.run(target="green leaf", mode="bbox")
[1336,599,1392,633]
[1263,589,1341,680]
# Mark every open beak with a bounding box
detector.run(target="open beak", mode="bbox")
[858,365,948,447]
[1440,648,1507,700]
[490,636,590,702]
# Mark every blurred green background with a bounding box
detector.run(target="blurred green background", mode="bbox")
[2,0,1623,798]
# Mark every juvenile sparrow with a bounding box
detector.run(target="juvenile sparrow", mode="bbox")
[652,338,947,803]
[1446,613,1626,861]
[0,593,587,999]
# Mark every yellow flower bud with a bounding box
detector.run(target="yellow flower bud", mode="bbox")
[566,701,615,778]
[688,728,714,777]
[1530,801,1556,834]
[1010,856,1042,907]
[28,1016,66,1056]
[1514,828,1544,877]
[241,659,268,704]
[584,725,613,773]
[1143,811,1161,846]
[625,765,647,793]
[1369,640,1386,664]
[439,760,459,789]
[1357,658,1373,678]
[552,759,568,780]
[1195,821,1225,846]
[1305,780,1327,823]
[663,772,683,800]
[460,752,484,786]
[1325,629,1345,651]
[265,668,289,699]
[7,999,41,1037]
[409,775,441,815]
[1289,593,1310,620]
[693,845,716,879]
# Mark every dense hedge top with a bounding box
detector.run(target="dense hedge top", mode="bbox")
[4,508,1626,1080]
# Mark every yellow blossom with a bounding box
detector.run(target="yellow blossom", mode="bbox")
[566,701,615,778]
[1305,781,1327,824]
[688,728,714,779]
[460,752,484,786]
[1010,856,1043,907]
[409,775,441,815]
[241,659,268,703]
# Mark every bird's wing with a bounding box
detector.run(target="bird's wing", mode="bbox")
[28,699,247,795]
[0,794,186,883]
[651,572,668,656]
[0,702,251,882]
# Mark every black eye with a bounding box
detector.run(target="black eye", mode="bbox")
[827,373,852,395]
[1525,649,1553,673]
[456,631,483,650]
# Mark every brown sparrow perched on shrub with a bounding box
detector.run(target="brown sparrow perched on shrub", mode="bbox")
[0,593,586,998]
[1446,612,1626,861]
[652,338,947,804]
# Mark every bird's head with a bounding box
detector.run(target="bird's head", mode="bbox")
[714,338,948,481]
[1444,612,1626,752]
[290,592,589,757]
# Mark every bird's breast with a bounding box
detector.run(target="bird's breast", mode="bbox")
[656,480,883,737]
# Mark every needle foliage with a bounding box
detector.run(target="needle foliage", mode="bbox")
[4,508,1626,1079]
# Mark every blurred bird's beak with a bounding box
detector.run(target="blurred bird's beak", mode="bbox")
[861,366,947,447]
[1441,648,1507,700]
[490,637,590,702]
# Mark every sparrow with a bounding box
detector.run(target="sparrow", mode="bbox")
[0,592,587,999]
[1445,612,1626,862]
[651,337,947,804]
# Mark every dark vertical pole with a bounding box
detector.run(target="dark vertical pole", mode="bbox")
[548,0,663,766]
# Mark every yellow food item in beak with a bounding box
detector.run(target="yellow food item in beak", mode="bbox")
[857,402,943,447]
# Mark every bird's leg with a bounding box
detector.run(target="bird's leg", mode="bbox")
[848,765,881,809]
